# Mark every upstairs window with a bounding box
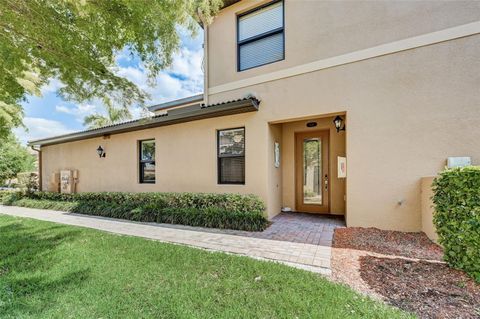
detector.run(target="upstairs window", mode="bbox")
[218,128,245,184]
[237,0,284,71]
[139,140,155,183]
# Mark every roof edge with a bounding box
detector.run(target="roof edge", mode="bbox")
[147,94,203,112]
[221,0,241,10]
[29,97,260,147]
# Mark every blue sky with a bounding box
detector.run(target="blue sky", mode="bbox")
[15,28,204,144]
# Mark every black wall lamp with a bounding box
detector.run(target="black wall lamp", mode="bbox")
[333,115,346,133]
[96,145,106,158]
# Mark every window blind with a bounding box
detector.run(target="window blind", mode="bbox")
[219,157,245,184]
[239,32,284,71]
[238,1,283,41]
[238,1,284,71]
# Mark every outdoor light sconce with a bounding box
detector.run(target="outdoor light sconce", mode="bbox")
[333,115,346,133]
[96,145,106,158]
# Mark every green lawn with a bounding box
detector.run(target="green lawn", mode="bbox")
[0,215,412,319]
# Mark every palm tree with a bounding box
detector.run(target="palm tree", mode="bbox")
[83,105,132,129]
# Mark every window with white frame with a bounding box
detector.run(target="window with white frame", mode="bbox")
[237,0,284,71]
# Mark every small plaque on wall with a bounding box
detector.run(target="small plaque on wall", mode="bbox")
[274,142,280,168]
[338,156,347,178]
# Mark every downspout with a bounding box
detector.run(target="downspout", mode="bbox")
[197,11,209,106]
[30,145,42,191]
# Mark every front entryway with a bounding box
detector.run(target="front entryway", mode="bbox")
[269,115,346,217]
[295,130,330,213]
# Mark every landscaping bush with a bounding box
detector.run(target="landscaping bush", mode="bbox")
[0,191,268,231]
[432,166,480,282]
[17,172,39,194]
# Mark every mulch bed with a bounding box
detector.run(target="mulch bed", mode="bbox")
[360,256,480,319]
[333,227,443,260]
[332,227,480,318]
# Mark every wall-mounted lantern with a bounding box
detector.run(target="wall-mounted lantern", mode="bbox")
[96,145,106,158]
[333,115,346,133]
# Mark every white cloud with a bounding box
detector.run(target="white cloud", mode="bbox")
[41,78,64,95]
[55,103,99,121]
[14,117,74,145]
[170,47,204,81]
[115,45,204,106]
[130,106,153,119]
[55,105,70,113]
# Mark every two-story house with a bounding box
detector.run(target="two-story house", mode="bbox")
[30,0,480,232]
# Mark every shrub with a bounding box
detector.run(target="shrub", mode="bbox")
[0,190,15,202]
[17,172,39,194]
[432,166,480,282]
[0,191,268,231]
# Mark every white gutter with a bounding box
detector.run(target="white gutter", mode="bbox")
[197,10,209,106]
[203,23,209,106]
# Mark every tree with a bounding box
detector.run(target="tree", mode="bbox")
[0,135,36,186]
[0,0,222,139]
[83,104,132,129]
[0,103,23,141]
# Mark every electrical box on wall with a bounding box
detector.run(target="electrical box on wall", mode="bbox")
[60,170,73,194]
[447,157,471,168]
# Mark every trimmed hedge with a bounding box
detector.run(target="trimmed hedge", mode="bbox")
[432,166,480,282]
[0,191,268,231]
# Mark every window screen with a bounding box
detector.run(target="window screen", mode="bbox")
[218,128,245,184]
[139,140,155,183]
[238,1,284,71]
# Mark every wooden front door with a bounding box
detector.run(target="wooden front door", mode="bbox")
[295,130,330,213]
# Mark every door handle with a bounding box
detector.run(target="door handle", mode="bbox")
[324,174,328,190]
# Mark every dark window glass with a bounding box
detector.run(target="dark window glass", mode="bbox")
[139,140,155,183]
[237,0,284,71]
[218,128,245,184]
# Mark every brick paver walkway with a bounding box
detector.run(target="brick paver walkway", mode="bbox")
[0,206,344,275]
[157,212,345,246]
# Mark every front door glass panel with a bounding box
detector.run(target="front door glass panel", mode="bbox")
[303,138,322,205]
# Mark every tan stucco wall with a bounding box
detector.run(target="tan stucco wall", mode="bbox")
[280,117,346,215]
[40,1,480,231]
[267,123,283,216]
[209,0,480,87]
[421,176,438,242]
[207,31,480,230]
[42,112,279,217]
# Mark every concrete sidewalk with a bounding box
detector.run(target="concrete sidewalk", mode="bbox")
[0,205,332,275]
